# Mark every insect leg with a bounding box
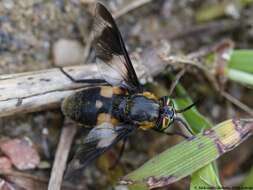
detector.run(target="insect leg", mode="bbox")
[161,131,189,139]
[174,117,194,136]
[59,67,106,84]
[109,137,127,170]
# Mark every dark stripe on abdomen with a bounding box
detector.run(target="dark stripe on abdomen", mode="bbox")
[62,87,113,125]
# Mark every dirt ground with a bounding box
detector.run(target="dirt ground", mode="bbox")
[0,0,253,189]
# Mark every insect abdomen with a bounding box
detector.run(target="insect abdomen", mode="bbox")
[61,86,113,125]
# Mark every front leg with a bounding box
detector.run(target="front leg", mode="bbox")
[173,117,194,136]
[58,67,107,84]
[155,118,194,139]
[156,129,189,139]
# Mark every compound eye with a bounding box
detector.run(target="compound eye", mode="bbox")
[168,108,175,119]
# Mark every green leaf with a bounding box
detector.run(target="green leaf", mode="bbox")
[144,82,221,189]
[242,164,253,187]
[227,68,253,87]
[190,165,222,190]
[120,119,253,189]
[173,84,222,189]
[195,1,227,23]
[173,84,212,133]
[229,50,253,73]
[195,1,253,23]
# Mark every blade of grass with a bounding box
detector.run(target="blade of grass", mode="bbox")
[148,82,221,188]
[195,0,253,23]
[195,1,228,23]
[173,84,222,189]
[173,84,212,133]
[120,119,253,189]
[191,164,222,190]
[241,165,253,187]
[229,50,253,73]
[225,50,253,87]
[122,82,220,189]
[227,68,253,87]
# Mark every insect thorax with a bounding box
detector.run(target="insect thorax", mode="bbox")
[112,94,160,129]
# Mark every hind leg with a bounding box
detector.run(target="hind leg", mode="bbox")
[59,67,106,84]
[109,137,127,170]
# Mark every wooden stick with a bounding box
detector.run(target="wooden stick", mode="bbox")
[48,124,77,190]
[0,170,81,190]
[221,91,253,117]
[0,65,97,117]
[0,57,165,118]
[160,45,253,117]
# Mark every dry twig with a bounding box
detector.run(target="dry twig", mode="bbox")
[0,170,79,190]
[159,44,253,117]
[48,123,77,190]
[0,65,101,117]
[167,20,241,41]
[221,91,253,117]
[0,54,162,118]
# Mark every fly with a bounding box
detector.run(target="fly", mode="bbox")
[61,3,196,178]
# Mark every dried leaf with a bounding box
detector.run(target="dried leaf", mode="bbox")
[0,138,40,170]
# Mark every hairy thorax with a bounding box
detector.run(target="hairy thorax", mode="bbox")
[113,94,160,129]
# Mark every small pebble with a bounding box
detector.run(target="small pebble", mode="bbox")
[53,38,84,66]
[0,156,12,171]
[0,138,40,170]
[0,178,16,190]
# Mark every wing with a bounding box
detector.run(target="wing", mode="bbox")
[92,3,142,93]
[64,122,134,179]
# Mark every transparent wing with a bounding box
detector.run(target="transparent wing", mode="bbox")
[64,122,134,178]
[92,3,142,93]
